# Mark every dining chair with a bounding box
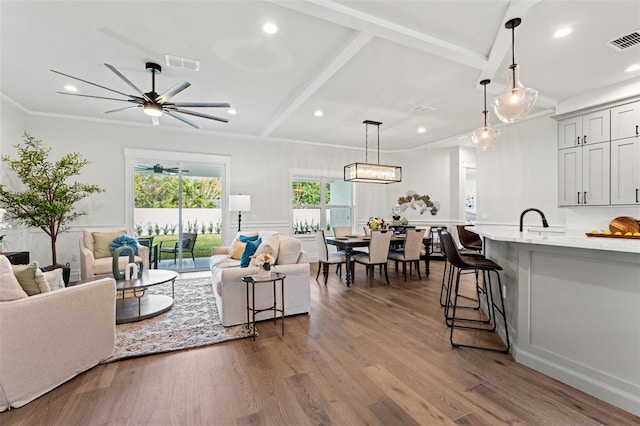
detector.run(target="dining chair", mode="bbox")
[363,226,371,236]
[352,230,392,284]
[388,228,425,281]
[315,230,346,285]
[332,226,352,237]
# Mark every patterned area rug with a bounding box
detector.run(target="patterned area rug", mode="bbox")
[102,277,251,363]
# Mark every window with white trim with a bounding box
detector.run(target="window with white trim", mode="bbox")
[292,177,353,235]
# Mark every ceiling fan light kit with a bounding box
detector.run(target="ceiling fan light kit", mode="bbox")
[51,62,231,129]
[471,79,500,151]
[344,120,402,184]
[493,18,538,123]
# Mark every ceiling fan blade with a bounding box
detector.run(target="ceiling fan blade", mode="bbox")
[104,105,141,114]
[164,110,201,129]
[55,91,141,103]
[152,116,160,126]
[51,69,134,98]
[167,102,231,108]
[157,81,190,104]
[169,108,229,123]
[104,63,152,102]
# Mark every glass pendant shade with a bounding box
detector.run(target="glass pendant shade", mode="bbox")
[493,65,538,123]
[471,118,500,151]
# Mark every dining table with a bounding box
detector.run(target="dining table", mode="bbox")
[326,234,432,286]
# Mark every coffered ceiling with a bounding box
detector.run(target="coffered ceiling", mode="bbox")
[1,1,638,151]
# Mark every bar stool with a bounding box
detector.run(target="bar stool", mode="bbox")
[439,231,510,353]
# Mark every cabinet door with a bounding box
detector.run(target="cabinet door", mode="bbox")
[582,109,610,145]
[611,139,640,204]
[582,142,610,206]
[558,117,581,149]
[611,101,640,141]
[558,147,581,206]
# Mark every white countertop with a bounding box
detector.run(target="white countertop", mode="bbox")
[469,225,640,254]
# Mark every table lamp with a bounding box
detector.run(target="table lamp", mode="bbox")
[229,194,251,232]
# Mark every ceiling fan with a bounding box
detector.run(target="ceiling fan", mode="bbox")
[135,163,189,174]
[51,62,230,129]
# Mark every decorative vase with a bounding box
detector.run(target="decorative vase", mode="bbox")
[257,266,271,278]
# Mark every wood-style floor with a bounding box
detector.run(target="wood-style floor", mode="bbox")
[2,261,639,425]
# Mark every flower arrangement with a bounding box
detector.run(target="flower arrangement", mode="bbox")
[392,190,440,217]
[367,217,386,230]
[252,252,274,271]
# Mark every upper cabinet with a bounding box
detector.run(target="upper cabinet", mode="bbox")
[557,99,640,206]
[558,109,610,149]
[611,101,640,141]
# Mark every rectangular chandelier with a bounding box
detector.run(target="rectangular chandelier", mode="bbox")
[344,162,402,184]
[344,120,402,184]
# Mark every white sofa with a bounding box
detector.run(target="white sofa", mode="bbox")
[79,227,149,280]
[0,276,115,411]
[210,231,311,327]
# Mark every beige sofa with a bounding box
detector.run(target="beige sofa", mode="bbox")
[0,277,115,411]
[210,231,310,327]
[80,228,149,280]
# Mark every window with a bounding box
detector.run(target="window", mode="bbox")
[292,177,353,235]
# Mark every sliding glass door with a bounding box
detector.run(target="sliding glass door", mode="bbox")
[133,161,223,272]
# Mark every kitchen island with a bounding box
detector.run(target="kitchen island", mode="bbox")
[470,225,639,416]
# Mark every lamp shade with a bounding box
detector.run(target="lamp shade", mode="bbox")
[344,162,402,184]
[229,194,251,211]
[471,125,500,151]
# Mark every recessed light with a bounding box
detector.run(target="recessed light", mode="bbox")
[314,110,323,117]
[262,22,278,34]
[64,85,78,92]
[553,27,572,38]
[228,108,237,115]
[625,64,640,72]
[417,127,426,134]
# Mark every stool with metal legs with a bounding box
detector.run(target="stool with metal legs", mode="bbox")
[440,231,510,353]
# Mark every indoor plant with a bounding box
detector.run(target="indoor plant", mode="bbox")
[0,132,104,276]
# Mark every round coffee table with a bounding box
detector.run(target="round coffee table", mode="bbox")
[115,269,178,324]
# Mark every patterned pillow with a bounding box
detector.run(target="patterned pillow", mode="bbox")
[110,234,139,256]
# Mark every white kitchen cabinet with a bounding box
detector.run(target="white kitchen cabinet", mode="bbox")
[558,142,610,206]
[558,109,610,149]
[611,138,640,204]
[611,101,640,141]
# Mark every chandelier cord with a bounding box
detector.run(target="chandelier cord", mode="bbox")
[483,83,488,128]
[510,25,517,89]
[365,122,369,163]
[377,124,380,164]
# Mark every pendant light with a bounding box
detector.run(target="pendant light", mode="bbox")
[493,18,538,123]
[471,79,500,151]
[344,120,402,184]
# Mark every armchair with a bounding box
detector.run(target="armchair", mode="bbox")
[79,228,149,280]
[159,232,197,264]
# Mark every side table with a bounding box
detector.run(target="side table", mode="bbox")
[242,272,286,340]
[3,251,30,265]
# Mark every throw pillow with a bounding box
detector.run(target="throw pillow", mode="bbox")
[238,234,259,243]
[255,234,280,261]
[240,237,262,267]
[93,230,126,258]
[0,256,28,301]
[229,239,247,260]
[276,235,302,265]
[43,268,65,291]
[12,261,51,296]
[110,234,139,256]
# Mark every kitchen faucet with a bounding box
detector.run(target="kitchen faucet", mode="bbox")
[520,208,549,232]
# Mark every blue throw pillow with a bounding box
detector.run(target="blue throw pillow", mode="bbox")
[240,237,262,267]
[238,234,259,243]
[110,235,138,256]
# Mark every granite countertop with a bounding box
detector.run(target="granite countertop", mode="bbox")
[469,225,640,254]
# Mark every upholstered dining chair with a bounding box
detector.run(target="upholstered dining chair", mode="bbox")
[315,230,346,285]
[332,226,352,237]
[352,230,392,284]
[388,228,425,281]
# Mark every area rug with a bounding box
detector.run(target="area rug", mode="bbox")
[102,277,251,363]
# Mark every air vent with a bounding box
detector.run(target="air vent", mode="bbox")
[609,30,640,51]
[412,105,436,113]
[165,54,200,71]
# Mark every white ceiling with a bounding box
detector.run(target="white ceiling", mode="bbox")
[1,0,639,152]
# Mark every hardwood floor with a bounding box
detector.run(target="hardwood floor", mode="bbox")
[2,261,639,425]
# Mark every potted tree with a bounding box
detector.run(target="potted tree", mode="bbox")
[0,132,104,282]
